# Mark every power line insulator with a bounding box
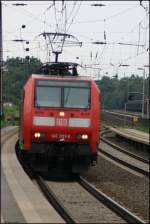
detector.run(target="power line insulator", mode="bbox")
[92,41,106,45]
[104,31,106,41]
[91,4,106,6]
[25,48,29,51]
[12,39,25,42]
[26,41,29,44]
[22,25,26,29]
[12,3,27,6]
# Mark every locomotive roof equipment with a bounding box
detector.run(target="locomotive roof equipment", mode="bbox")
[37,62,79,77]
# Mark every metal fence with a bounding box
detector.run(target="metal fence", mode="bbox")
[125,99,149,119]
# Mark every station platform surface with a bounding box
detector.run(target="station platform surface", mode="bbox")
[1,128,64,223]
[104,110,149,120]
[109,127,149,145]
[111,110,149,120]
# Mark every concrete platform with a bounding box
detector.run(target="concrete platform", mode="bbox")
[112,110,149,120]
[110,127,149,145]
[1,130,65,223]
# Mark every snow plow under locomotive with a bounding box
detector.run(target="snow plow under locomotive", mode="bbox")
[19,62,100,173]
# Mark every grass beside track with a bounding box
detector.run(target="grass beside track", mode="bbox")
[1,105,19,128]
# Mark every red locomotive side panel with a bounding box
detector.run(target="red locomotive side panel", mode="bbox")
[20,76,34,150]
[90,80,100,152]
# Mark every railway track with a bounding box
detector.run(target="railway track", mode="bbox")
[14,126,147,223]
[36,175,145,224]
[2,127,147,223]
[99,129,149,177]
[101,135,149,164]
[36,176,76,223]
[15,131,145,223]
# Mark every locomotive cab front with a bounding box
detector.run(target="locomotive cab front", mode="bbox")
[20,75,100,173]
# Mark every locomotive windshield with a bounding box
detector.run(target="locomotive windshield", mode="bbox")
[35,86,61,107]
[64,88,89,108]
[35,80,91,109]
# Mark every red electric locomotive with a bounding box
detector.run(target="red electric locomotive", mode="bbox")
[19,63,100,173]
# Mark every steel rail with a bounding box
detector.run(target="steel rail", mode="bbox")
[100,127,149,176]
[16,147,75,223]
[79,177,145,224]
[101,136,149,164]
[14,125,146,224]
[99,147,149,177]
[13,125,147,223]
[36,176,76,224]
[16,139,75,223]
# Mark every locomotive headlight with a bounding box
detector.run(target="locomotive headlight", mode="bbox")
[81,134,88,140]
[34,132,41,138]
[77,134,88,140]
[59,111,65,117]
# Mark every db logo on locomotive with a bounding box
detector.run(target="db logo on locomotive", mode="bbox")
[56,118,68,126]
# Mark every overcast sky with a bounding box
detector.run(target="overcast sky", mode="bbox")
[2,1,149,78]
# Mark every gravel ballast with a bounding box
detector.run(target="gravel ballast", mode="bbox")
[82,150,149,221]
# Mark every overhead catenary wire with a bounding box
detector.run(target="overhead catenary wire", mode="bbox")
[66,2,77,26]
[3,2,53,31]
[3,1,149,74]
[66,1,82,32]
[37,1,83,62]
[68,11,148,50]
[72,5,138,24]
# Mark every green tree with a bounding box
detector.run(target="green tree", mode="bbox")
[3,57,42,104]
[96,75,149,110]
